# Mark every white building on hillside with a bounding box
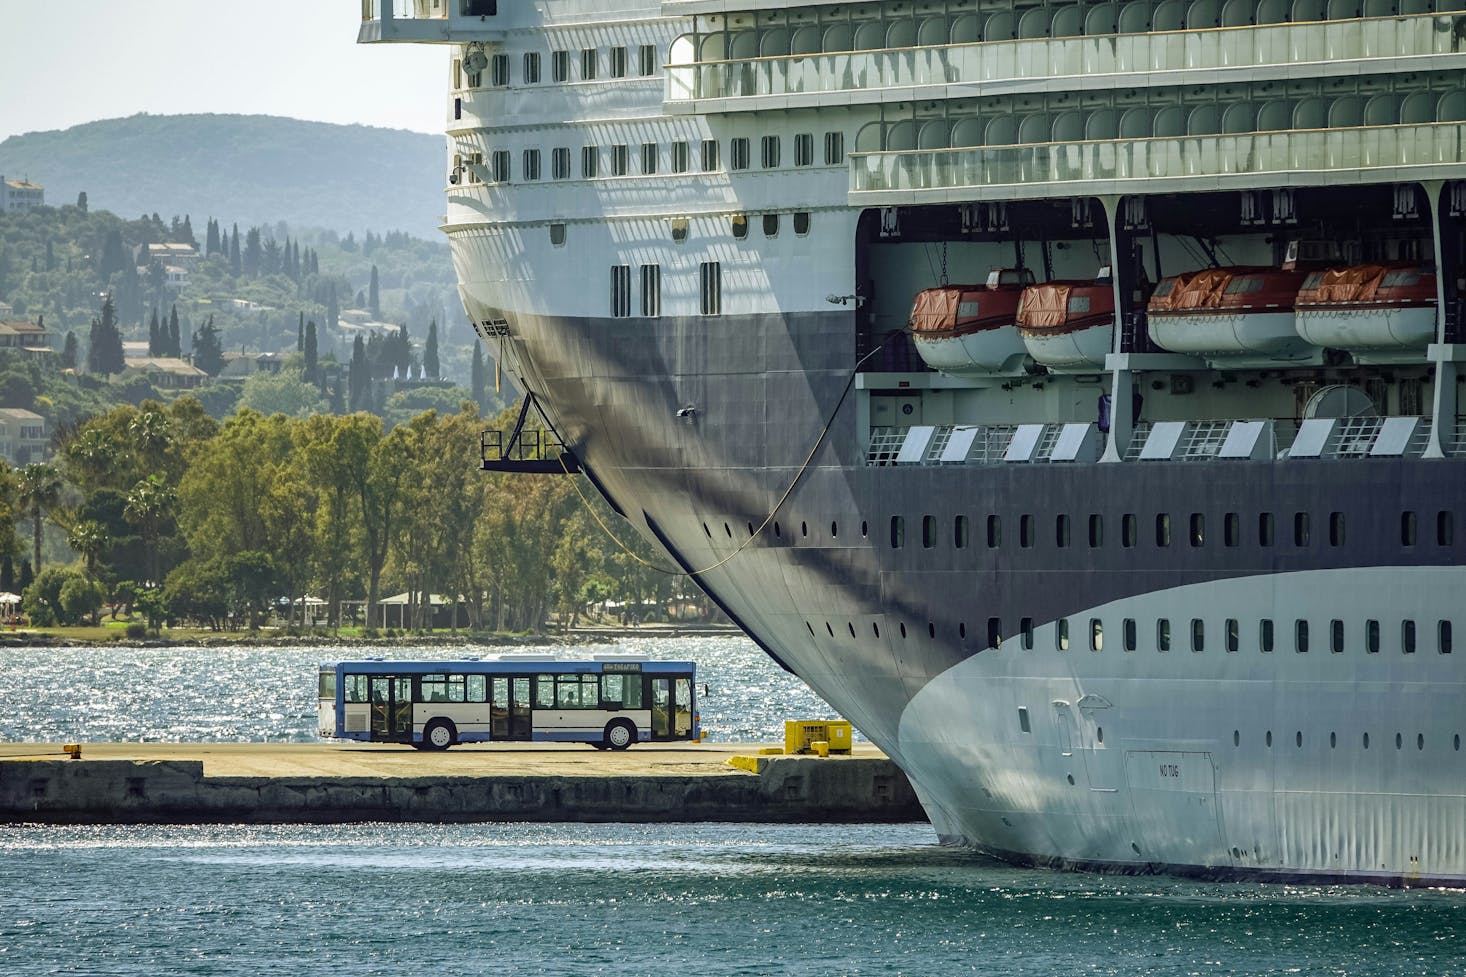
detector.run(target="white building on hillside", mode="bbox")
[1,176,43,213]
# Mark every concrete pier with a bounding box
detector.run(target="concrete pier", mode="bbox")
[0,743,926,825]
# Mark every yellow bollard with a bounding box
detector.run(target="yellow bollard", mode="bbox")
[62,744,82,760]
[812,740,829,758]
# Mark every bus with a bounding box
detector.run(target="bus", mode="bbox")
[317,654,701,750]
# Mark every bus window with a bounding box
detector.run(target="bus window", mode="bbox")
[556,674,584,707]
[674,678,692,736]
[602,673,625,705]
[467,674,487,703]
[319,669,337,700]
[421,673,449,701]
[344,674,368,703]
[582,675,598,707]
[447,674,466,702]
[536,675,555,708]
[491,678,509,738]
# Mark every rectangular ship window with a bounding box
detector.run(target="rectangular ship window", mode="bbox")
[1088,514,1103,547]
[552,49,569,82]
[581,146,599,178]
[1189,513,1204,547]
[701,139,719,171]
[638,44,658,76]
[672,141,690,173]
[1295,619,1309,653]
[730,137,750,170]
[890,515,905,549]
[1157,619,1171,652]
[1090,619,1102,652]
[986,515,1001,548]
[1367,618,1380,653]
[1439,511,1454,546]
[609,265,631,318]
[1056,514,1070,548]
[1156,513,1171,547]
[1260,618,1274,652]
[1259,512,1275,546]
[1226,618,1239,652]
[824,131,845,165]
[491,150,510,183]
[1019,514,1034,548]
[1403,619,1417,654]
[954,515,969,549]
[490,53,509,86]
[522,149,540,181]
[1056,619,1069,651]
[1224,512,1240,547]
[640,264,660,318]
[610,46,627,78]
[1331,619,1344,653]
[611,144,627,176]
[641,142,657,175]
[988,617,1002,649]
[1020,617,1034,649]
[552,147,570,180]
[1122,513,1137,548]
[794,133,813,167]
[1018,707,1031,733]
[581,48,598,80]
[1294,511,1310,547]
[1440,620,1453,654]
[1123,618,1136,652]
[1329,512,1345,546]
[699,261,721,315]
[1191,618,1204,652]
[761,135,780,168]
[523,52,541,83]
[1402,511,1417,546]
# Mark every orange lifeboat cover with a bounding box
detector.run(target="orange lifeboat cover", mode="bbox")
[1017,284,1073,329]
[1298,265,1389,305]
[909,287,965,336]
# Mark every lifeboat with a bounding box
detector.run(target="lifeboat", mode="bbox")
[1147,266,1318,367]
[909,268,1033,377]
[1016,276,1115,372]
[1294,263,1437,364]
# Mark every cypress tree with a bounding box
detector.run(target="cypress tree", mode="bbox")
[206,218,220,256]
[229,223,242,276]
[61,331,77,370]
[471,344,486,411]
[424,320,439,379]
[369,265,380,318]
[192,316,224,376]
[148,307,161,356]
[304,320,318,382]
[329,373,345,414]
[297,311,305,352]
[349,335,367,410]
[168,305,181,357]
[87,294,125,375]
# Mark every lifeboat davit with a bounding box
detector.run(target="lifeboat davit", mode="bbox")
[909,268,1033,377]
[1294,263,1437,364]
[1016,276,1115,372]
[1147,266,1318,367]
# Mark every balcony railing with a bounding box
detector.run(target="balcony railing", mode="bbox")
[667,13,1463,108]
[848,122,1466,203]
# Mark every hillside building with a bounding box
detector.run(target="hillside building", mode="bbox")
[121,356,207,390]
[1,176,43,213]
[0,319,49,351]
[0,409,48,464]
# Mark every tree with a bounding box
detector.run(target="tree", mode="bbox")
[124,474,176,587]
[67,520,109,578]
[229,223,242,276]
[304,320,318,382]
[86,294,125,375]
[148,307,162,356]
[471,344,486,411]
[424,319,440,378]
[61,332,77,370]
[167,305,181,357]
[76,191,88,213]
[192,315,224,376]
[369,264,380,318]
[17,463,63,575]
[59,575,107,626]
[349,335,368,410]
[238,368,328,418]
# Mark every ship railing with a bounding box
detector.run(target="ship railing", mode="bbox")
[848,122,1466,203]
[360,0,499,43]
[667,13,1459,107]
[480,428,580,474]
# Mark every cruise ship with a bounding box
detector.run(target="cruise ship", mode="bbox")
[360,0,1466,884]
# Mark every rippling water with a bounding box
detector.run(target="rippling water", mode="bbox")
[0,636,839,744]
[1,822,1462,977]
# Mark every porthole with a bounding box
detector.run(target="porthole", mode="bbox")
[670,217,689,242]
[774,521,782,538]
[847,622,855,638]
[724,522,732,538]
[872,622,880,639]
[1396,732,1403,750]
[1456,734,1461,751]
[899,622,907,639]
[1233,730,1240,747]
[928,622,936,639]
[959,622,967,639]
[793,211,811,236]
[762,213,779,237]
[731,214,748,239]
[1266,730,1272,747]
[1097,726,1104,743]
[861,521,868,537]
[1296,730,1302,748]
[801,521,808,538]
[1364,732,1370,749]
[825,622,833,637]
[1330,731,1336,749]
[702,522,711,537]
[549,222,567,247]
[1418,733,1424,750]
[831,522,838,538]
[806,621,815,636]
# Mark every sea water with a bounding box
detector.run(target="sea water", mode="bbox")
[3,639,1464,974]
[0,636,833,743]
[1,821,1463,977]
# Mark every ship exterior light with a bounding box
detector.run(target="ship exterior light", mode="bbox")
[826,294,866,307]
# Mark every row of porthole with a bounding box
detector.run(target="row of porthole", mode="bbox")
[803,614,1455,657]
[886,509,1457,551]
[702,509,1458,551]
[1233,729,1462,752]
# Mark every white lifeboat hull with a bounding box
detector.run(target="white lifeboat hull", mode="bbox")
[1149,310,1320,367]
[913,327,1028,377]
[1295,306,1436,363]
[1019,320,1113,372]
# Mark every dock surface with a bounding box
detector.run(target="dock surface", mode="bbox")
[0,743,925,825]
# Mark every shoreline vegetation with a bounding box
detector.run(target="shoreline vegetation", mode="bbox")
[0,619,743,649]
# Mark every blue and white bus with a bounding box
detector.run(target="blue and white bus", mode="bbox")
[318,654,701,750]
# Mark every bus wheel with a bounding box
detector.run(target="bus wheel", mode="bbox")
[603,720,636,751]
[422,719,455,751]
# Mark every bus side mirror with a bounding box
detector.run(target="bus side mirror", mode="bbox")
[701,684,711,698]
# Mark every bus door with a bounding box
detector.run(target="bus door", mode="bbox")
[650,677,672,740]
[369,675,413,742]
[491,676,533,739]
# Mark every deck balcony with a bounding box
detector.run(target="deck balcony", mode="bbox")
[666,13,1465,113]
[847,121,1466,204]
[359,0,500,44]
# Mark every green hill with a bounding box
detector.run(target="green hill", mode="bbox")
[0,114,446,239]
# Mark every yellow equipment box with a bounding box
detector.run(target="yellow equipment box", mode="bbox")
[784,720,853,755]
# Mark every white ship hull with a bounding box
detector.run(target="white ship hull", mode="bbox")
[1019,322,1113,373]
[913,328,1028,377]
[1295,306,1438,365]
[1150,311,1319,366]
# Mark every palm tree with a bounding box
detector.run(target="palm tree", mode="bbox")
[65,428,116,491]
[128,408,172,473]
[67,520,109,579]
[17,464,63,576]
[124,475,175,587]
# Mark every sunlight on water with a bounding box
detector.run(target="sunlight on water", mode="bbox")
[0,636,840,743]
[0,823,1462,977]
